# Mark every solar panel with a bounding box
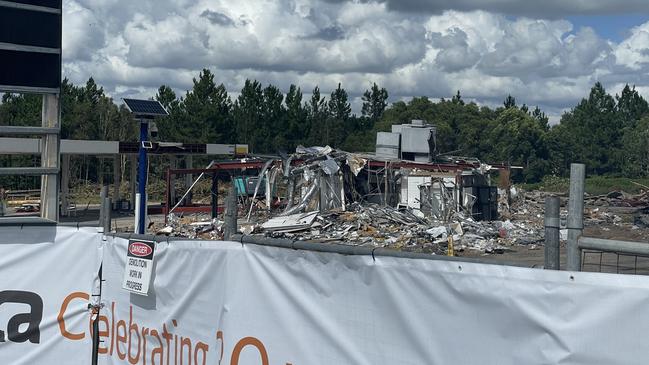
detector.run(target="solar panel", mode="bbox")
[123,99,168,118]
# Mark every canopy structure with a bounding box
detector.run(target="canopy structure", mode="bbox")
[0,137,248,216]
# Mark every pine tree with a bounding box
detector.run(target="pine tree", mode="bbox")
[327,83,351,146]
[361,83,388,126]
[503,94,516,109]
[234,79,263,152]
[306,86,328,146]
[284,84,307,150]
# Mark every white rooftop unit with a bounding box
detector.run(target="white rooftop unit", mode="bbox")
[377,120,437,161]
[375,132,400,159]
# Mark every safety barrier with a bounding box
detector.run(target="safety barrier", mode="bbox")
[4,223,649,364]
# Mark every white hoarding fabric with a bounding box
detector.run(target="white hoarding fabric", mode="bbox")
[0,226,101,365]
[99,236,649,365]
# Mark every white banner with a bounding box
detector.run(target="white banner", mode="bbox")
[99,236,649,365]
[0,225,101,365]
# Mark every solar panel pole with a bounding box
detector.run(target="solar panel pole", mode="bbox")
[137,120,148,234]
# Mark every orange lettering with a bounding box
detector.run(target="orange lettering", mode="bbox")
[194,341,209,365]
[116,320,127,360]
[128,307,141,364]
[58,292,89,340]
[150,329,164,365]
[230,337,269,365]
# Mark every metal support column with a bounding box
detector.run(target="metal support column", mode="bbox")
[184,156,193,205]
[137,122,148,234]
[567,163,585,271]
[169,156,177,207]
[211,173,218,219]
[224,184,237,240]
[113,155,121,204]
[319,175,326,213]
[544,196,560,270]
[40,94,60,221]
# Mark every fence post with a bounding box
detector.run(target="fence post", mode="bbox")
[544,196,560,270]
[224,184,238,240]
[91,265,102,365]
[567,163,585,271]
[102,197,112,233]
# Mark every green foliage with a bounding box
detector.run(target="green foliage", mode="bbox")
[361,83,388,125]
[503,94,516,109]
[549,82,625,176]
[486,108,550,182]
[3,71,649,188]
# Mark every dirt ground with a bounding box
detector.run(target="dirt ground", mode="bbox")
[461,206,649,274]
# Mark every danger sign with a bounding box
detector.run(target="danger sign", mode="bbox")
[122,239,156,296]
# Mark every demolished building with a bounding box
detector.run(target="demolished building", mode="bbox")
[160,122,524,254]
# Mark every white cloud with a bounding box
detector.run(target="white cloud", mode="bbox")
[62,0,105,61]
[615,23,649,71]
[324,0,649,18]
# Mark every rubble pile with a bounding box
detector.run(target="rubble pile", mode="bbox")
[159,213,225,240]
[585,190,649,207]
[257,201,545,255]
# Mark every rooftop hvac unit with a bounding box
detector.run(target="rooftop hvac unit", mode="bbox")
[375,132,400,159]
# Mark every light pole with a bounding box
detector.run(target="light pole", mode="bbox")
[123,99,168,234]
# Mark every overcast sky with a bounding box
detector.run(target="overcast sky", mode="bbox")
[62,0,649,122]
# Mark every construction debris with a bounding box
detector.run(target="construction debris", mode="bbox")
[157,145,565,255]
[159,213,225,240]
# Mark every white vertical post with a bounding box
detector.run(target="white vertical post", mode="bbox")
[567,163,585,271]
[40,94,60,221]
[265,170,271,210]
[134,193,141,233]
[61,154,70,216]
[544,196,560,270]
[130,155,137,210]
[340,175,346,211]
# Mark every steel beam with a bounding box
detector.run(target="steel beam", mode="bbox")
[0,126,59,135]
[0,167,58,175]
[579,237,649,256]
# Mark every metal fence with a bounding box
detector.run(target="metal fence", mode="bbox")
[545,163,649,276]
[581,250,649,275]
[578,236,649,275]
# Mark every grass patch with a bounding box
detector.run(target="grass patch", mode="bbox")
[519,176,649,195]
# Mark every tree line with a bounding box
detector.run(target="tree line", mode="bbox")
[1,68,649,187]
